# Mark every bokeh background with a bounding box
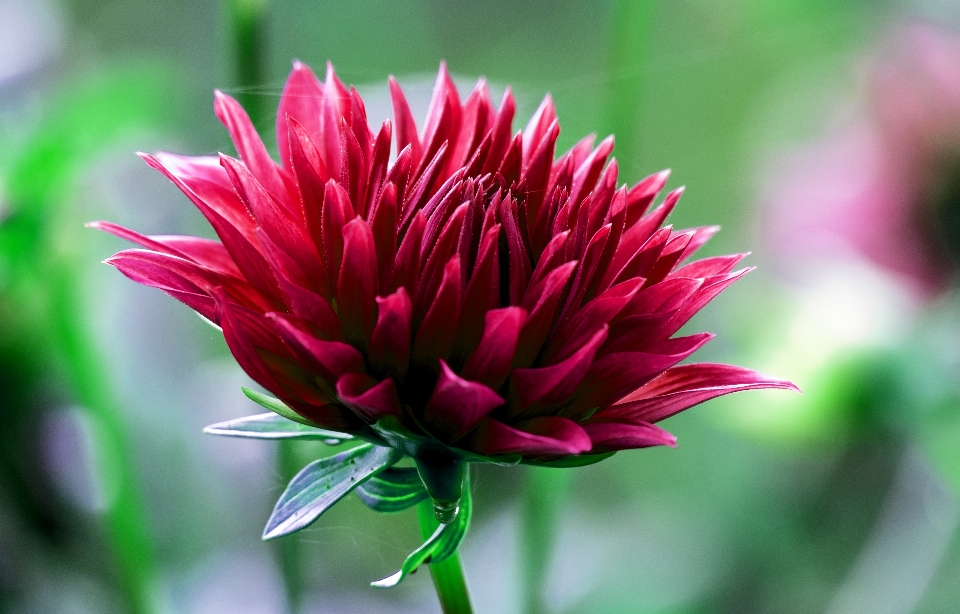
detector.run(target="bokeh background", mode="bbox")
[3,0,960,612]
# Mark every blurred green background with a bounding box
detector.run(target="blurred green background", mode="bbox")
[2,0,960,612]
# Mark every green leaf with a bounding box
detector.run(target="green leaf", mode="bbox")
[241,386,320,427]
[263,444,402,540]
[356,467,428,513]
[203,412,353,442]
[522,451,617,468]
[371,471,473,588]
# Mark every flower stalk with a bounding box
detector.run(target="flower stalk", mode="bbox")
[418,471,474,614]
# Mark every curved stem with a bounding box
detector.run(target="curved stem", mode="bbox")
[418,472,474,614]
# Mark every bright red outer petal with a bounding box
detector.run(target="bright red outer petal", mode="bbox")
[368,287,412,379]
[277,61,325,170]
[423,360,505,442]
[465,416,591,457]
[335,373,402,423]
[106,250,217,320]
[389,76,422,165]
[580,421,677,452]
[213,91,288,203]
[568,333,714,417]
[671,253,748,279]
[338,218,378,348]
[508,326,608,418]
[599,363,800,424]
[460,307,527,390]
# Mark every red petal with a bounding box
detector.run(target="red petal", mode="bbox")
[521,95,558,165]
[322,180,354,294]
[276,61,325,170]
[106,250,217,320]
[269,313,365,385]
[482,88,516,175]
[461,306,527,390]
[580,421,676,452]
[568,136,615,210]
[671,253,748,279]
[543,278,642,364]
[389,76,423,166]
[625,169,670,227]
[369,183,398,292]
[214,91,287,204]
[369,287,412,380]
[454,225,501,362]
[423,360,504,442]
[513,260,577,369]
[601,363,800,424]
[569,333,713,416]
[465,416,591,457]
[390,211,426,298]
[338,218,378,348]
[508,326,607,418]
[412,257,461,366]
[286,117,329,254]
[502,196,532,306]
[336,373,402,423]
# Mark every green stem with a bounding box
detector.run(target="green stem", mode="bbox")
[519,467,570,614]
[418,472,474,614]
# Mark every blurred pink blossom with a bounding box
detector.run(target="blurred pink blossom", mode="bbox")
[765,23,960,297]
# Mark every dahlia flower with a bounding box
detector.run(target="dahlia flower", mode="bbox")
[93,61,794,585]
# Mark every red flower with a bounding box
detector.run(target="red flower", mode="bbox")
[94,62,794,478]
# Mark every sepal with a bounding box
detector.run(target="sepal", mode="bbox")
[263,444,402,540]
[241,386,319,427]
[355,467,428,513]
[203,412,354,442]
[371,471,473,588]
[521,451,616,468]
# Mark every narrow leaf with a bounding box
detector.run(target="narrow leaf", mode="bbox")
[263,444,402,540]
[203,412,353,442]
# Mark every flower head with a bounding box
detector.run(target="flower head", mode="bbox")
[94,61,794,519]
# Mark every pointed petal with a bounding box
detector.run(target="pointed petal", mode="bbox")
[602,363,800,423]
[423,360,504,442]
[580,421,676,452]
[508,326,607,418]
[277,61,325,169]
[465,416,591,457]
[411,257,461,366]
[268,313,365,385]
[214,90,287,203]
[369,287,412,379]
[336,373,402,423]
[461,306,527,390]
[338,218,378,348]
